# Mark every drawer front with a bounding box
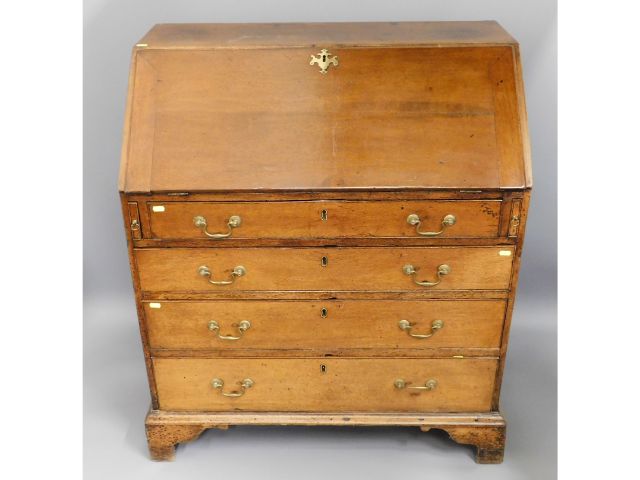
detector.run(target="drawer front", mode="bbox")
[145,300,506,351]
[136,246,514,292]
[153,358,497,412]
[146,200,501,240]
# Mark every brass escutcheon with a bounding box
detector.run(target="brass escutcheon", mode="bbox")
[309,49,338,74]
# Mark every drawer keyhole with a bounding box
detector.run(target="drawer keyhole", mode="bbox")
[320,307,328,318]
[321,256,328,267]
[320,364,327,373]
[320,209,328,221]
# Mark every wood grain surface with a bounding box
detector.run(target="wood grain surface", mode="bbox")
[138,21,517,49]
[153,357,498,412]
[135,246,514,292]
[147,200,501,239]
[121,43,527,192]
[144,409,506,462]
[119,21,532,464]
[144,299,506,351]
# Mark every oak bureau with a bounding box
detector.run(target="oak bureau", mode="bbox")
[119,21,531,463]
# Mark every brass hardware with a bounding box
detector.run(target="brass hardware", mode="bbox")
[320,364,327,373]
[136,43,148,48]
[152,205,165,213]
[320,307,328,318]
[208,320,251,340]
[130,219,140,231]
[309,49,338,74]
[211,378,254,397]
[509,215,521,238]
[320,209,328,221]
[398,319,444,339]
[406,213,456,237]
[403,264,451,287]
[321,256,328,267]
[394,379,437,391]
[508,199,523,237]
[499,250,512,257]
[149,303,161,309]
[453,355,465,359]
[193,215,242,239]
[198,265,246,285]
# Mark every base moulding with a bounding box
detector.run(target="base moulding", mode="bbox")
[145,409,507,464]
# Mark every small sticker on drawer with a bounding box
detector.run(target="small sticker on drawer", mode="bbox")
[499,250,512,256]
[152,205,165,212]
[149,302,162,309]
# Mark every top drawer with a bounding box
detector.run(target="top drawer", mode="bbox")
[146,200,501,240]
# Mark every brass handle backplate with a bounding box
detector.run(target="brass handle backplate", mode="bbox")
[394,378,438,392]
[398,319,444,339]
[193,215,242,238]
[403,264,451,287]
[211,378,254,397]
[198,265,246,285]
[208,320,251,340]
[407,214,456,237]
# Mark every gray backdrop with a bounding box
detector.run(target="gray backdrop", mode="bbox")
[84,1,556,479]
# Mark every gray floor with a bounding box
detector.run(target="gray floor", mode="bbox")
[84,295,556,480]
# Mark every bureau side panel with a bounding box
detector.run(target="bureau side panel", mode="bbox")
[120,193,159,408]
[492,189,531,409]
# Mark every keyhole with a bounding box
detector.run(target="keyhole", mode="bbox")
[320,307,328,318]
[321,256,328,267]
[320,209,328,221]
[322,55,326,62]
[320,364,327,373]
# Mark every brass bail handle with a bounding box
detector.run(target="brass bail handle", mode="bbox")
[403,264,451,287]
[193,215,242,238]
[398,319,444,339]
[394,379,438,392]
[208,320,251,340]
[407,213,456,237]
[211,378,254,397]
[198,265,246,285]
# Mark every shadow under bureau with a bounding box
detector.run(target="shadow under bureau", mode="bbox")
[119,21,531,464]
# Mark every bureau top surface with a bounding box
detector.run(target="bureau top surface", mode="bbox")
[120,22,531,193]
[137,22,517,49]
